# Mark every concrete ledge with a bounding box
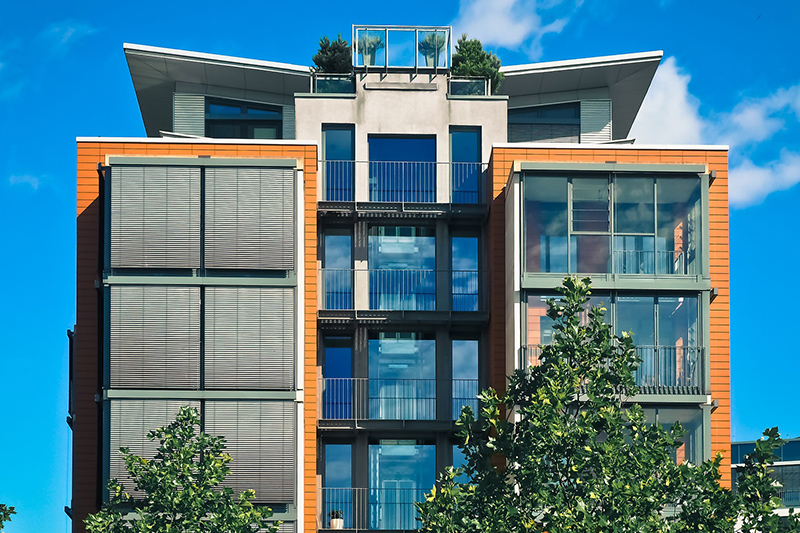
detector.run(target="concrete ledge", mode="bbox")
[364,82,438,91]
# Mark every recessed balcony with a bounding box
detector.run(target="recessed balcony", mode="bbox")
[319,487,427,531]
[320,160,487,204]
[519,344,705,395]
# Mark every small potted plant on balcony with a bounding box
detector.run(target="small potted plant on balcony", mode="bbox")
[329,509,344,529]
[357,31,384,66]
[419,32,447,67]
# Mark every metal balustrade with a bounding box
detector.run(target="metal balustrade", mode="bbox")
[320,378,479,421]
[320,160,486,204]
[319,487,428,530]
[319,269,480,312]
[519,345,704,395]
[612,249,691,275]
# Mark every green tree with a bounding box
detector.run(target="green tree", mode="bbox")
[418,277,798,533]
[451,34,504,93]
[85,406,278,533]
[312,34,351,73]
[0,504,16,531]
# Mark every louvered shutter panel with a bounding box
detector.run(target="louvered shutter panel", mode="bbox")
[109,285,200,389]
[108,400,200,499]
[205,167,295,270]
[205,287,295,390]
[110,166,201,268]
[282,105,295,139]
[205,401,297,504]
[580,99,612,143]
[173,93,206,136]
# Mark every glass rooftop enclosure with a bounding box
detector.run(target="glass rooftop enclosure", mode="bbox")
[352,25,451,70]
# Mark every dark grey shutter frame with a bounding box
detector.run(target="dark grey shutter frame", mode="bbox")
[580,99,612,143]
[108,399,200,499]
[110,166,201,268]
[205,167,295,270]
[173,93,206,136]
[282,105,296,139]
[109,285,201,389]
[205,287,296,390]
[205,401,297,504]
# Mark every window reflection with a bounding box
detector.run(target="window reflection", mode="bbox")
[368,333,435,420]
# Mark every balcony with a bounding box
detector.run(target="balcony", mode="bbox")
[320,487,427,530]
[319,269,480,312]
[320,160,487,204]
[352,25,451,70]
[519,345,705,395]
[320,378,479,421]
[313,73,356,94]
[613,249,690,275]
[449,77,489,96]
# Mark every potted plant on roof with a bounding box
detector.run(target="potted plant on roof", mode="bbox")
[329,509,344,529]
[357,31,384,67]
[419,31,447,67]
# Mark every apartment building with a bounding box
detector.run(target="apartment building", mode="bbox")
[732,438,800,511]
[72,25,730,533]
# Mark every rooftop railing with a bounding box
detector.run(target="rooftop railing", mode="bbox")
[319,268,480,312]
[320,378,479,421]
[449,77,490,96]
[320,160,486,204]
[352,25,451,70]
[312,73,356,94]
[519,345,705,395]
[320,487,428,530]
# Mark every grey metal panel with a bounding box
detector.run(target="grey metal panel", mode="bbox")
[205,167,295,270]
[205,401,297,504]
[205,287,296,390]
[580,99,612,143]
[109,285,200,389]
[173,93,206,136]
[282,105,295,140]
[108,399,200,499]
[508,123,579,143]
[110,166,201,268]
[276,521,296,533]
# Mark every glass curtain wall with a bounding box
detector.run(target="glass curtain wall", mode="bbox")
[369,136,436,202]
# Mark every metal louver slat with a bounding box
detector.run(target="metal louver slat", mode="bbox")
[282,105,296,139]
[205,167,295,270]
[205,401,297,504]
[580,99,612,143]
[108,399,200,499]
[205,287,295,390]
[110,166,201,268]
[173,93,206,136]
[109,285,200,389]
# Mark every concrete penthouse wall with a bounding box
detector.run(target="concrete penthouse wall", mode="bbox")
[75,140,318,532]
[487,145,731,487]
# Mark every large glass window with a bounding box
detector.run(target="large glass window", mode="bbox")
[523,174,702,275]
[368,226,436,311]
[643,407,704,465]
[452,339,479,419]
[368,441,435,530]
[369,136,436,202]
[508,102,580,143]
[322,337,353,419]
[205,98,282,139]
[323,444,354,527]
[322,230,353,310]
[368,333,436,420]
[450,127,481,203]
[323,125,355,201]
[452,234,479,311]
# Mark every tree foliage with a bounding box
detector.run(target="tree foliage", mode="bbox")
[312,34,351,73]
[451,34,504,93]
[0,504,16,530]
[85,406,278,533]
[418,277,799,533]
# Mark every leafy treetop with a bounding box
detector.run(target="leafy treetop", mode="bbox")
[312,34,351,73]
[451,34,504,93]
[418,277,800,533]
[85,406,278,533]
[0,504,16,531]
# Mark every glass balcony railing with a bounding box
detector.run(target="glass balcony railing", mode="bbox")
[313,74,356,94]
[319,269,480,312]
[320,378,479,421]
[519,345,705,395]
[352,25,451,70]
[320,487,428,530]
[449,77,489,96]
[320,160,486,204]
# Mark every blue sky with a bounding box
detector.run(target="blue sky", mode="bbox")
[1,0,798,531]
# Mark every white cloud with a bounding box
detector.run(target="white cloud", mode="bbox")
[631,56,800,208]
[629,57,705,144]
[452,0,576,60]
[9,175,40,190]
[41,21,97,48]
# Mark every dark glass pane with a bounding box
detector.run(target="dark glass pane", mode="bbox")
[368,441,435,529]
[570,234,610,273]
[451,128,481,203]
[452,236,478,311]
[524,176,568,273]
[246,105,281,118]
[206,122,241,138]
[368,334,436,420]
[368,136,436,202]
[323,337,352,419]
[368,226,435,311]
[616,295,655,344]
[572,178,609,232]
[323,233,352,310]
[208,102,241,115]
[323,444,353,528]
[657,178,701,275]
[452,340,479,419]
[615,177,654,234]
[250,124,278,139]
[508,102,580,123]
[613,235,655,274]
[323,126,355,201]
